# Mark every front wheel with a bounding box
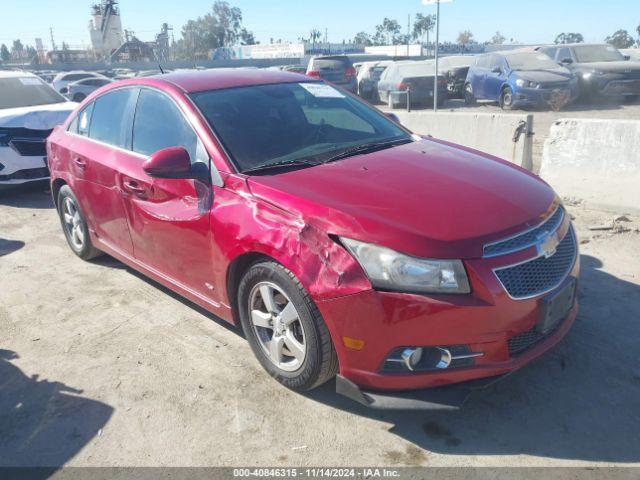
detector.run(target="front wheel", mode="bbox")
[464,83,476,105]
[238,261,338,391]
[57,185,102,260]
[501,87,516,110]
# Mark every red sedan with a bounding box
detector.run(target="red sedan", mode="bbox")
[47,70,579,409]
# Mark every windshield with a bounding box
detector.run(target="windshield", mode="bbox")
[506,53,560,71]
[574,45,625,63]
[191,82,411,173]
[0,76,66,109]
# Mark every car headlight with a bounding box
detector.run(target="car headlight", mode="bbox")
[516,79,538,88]
[582,71,604,80]
[340,238,471,294]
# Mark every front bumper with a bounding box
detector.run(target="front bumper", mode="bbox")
[512,85,576,108]
[317,226,580,399]
[0,146,50,186]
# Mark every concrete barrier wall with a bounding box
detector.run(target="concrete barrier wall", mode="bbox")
[541,119,640,212]
[392,111,534,169]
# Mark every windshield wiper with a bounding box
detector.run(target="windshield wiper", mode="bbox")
[321,138,413,164]
[242,158,321,175]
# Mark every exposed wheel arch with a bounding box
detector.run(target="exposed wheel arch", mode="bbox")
[51,178,67,212]
[226,251,274,325]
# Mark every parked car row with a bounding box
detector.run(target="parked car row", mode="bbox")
[343,43,640,111]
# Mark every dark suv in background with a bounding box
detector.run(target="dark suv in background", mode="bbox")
[306,55,357,93]
[537,43,640,101]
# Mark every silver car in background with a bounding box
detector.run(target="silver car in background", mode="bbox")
[66,77,113,102]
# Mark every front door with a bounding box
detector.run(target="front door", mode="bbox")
[118,88,215,298]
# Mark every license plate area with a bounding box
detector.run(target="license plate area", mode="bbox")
[537,278,576,334]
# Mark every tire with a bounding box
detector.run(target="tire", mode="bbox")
[72,93,86,102]
[464,83,476,105]
[500,86,516,110]
[57,185,102,260]
[238,261,338,391]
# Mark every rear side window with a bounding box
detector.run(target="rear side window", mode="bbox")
[132,89,198,161]
[78,103,94,137]
[89,89,138,148]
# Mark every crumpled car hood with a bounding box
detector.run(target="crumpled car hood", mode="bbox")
[0,102,75,129]
[247,139,557,259]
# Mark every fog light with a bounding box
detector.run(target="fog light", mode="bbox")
[401,348,423,371]
[435,348,452,369]
[381,345,483,373]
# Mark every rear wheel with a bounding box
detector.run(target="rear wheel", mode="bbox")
[57,186,102,260]
[464,83,476,105]
[501,87,515,110]
[238,261,338,391]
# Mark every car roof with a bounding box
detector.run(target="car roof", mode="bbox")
[138,68,312,93]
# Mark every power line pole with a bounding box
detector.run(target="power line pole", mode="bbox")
[50,27,57,51]
[407,14,411,57]
[434,0,440,112]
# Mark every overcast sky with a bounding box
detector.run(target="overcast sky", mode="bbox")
[0,0,638,49]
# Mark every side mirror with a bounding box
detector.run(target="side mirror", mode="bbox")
[560,58,573,65]
[385,112,400,123]
[143,147,194,179]
[491,67,502,74]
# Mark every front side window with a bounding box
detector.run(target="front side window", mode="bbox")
[89,88,138,148]
[0,76,66,109]
[191,81,411,173]
[132,89,199,161]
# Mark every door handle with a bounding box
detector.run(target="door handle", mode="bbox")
[123,180,147,197]
[73,157,86,170]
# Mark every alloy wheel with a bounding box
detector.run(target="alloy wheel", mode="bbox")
[62,197,85,250]
[248,281,307,372]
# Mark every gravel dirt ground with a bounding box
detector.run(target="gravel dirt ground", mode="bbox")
[1,186,640,468]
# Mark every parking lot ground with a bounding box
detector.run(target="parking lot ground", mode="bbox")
[1,187,640,468]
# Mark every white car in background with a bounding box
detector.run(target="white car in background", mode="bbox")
[51,71,107,95]
[66,77,112,102]
[0,71,75,190]
[621,49,640,62]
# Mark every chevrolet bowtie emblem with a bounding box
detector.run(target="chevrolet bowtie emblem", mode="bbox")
[537,231,559,258]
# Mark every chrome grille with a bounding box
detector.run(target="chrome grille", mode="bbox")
[484,207,565,258]
[494,227,577,299]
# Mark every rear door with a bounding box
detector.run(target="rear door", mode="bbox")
[66,88,138,255]
[118,88,215,297]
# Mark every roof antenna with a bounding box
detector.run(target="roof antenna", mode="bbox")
[158,63,165,74]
